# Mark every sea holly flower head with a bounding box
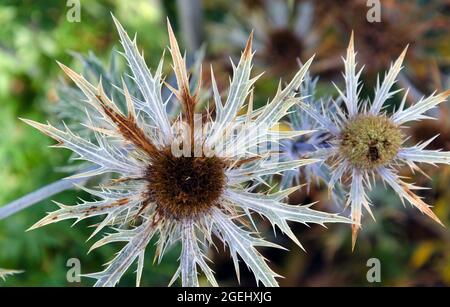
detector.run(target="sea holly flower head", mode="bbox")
[23,16,351,287]
[339,115,403,169]
[299,32,450,250]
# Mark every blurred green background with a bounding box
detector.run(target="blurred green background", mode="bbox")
[0,0,449,286]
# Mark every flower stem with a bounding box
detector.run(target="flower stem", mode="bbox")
[0,169,93,220]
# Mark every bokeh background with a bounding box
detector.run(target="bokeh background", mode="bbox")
[0,0,449,286]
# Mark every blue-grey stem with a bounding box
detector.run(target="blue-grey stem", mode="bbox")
[176,0,203,52]
[0,169,93,220]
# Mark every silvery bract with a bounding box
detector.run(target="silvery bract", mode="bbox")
[280,74,344,205]
[298,33,450,249]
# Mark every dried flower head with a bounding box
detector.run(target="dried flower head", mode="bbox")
[316,0,449,78]
[208,0,336,76]
[299,33,450,250]
[23,16,350,287]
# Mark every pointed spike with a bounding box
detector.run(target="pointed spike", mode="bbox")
[242,30,254,60]
[399,44,409,60]
[351,224,360,252]
[121,77,136,119]
[348,31,355,53]
[403,186,445,227]
[167,18,189,86]
[167,17,194,117]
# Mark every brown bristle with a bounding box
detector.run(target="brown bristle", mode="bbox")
[166,19,202,146]
[146,148,227,220]
[96,94,160,156]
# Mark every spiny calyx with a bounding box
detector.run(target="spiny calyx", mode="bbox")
[146,148,227,220]
[340,115,402,169]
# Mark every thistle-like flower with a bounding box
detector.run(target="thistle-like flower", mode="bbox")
[23,16,350,287]
[299,33,450,250]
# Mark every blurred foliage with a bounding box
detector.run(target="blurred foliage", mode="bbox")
[0,0,178,287]
[0,0,449,287]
